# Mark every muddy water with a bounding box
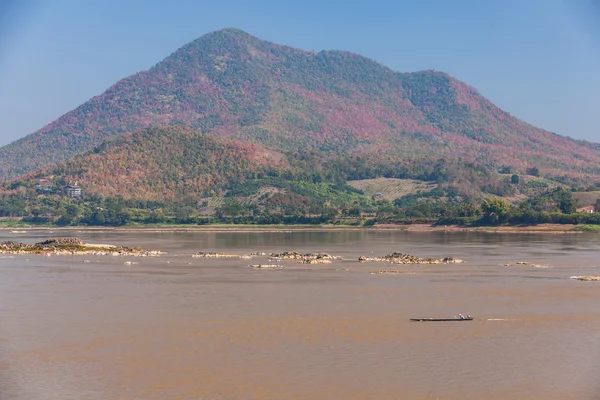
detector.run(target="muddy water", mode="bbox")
[1,230,600,400]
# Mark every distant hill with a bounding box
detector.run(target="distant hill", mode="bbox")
[24,127,286,201]
[1,28,600,184]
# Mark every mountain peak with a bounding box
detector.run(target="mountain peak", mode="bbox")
[186,27,260,49]
[201,27,256,41]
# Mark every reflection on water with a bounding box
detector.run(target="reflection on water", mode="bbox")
[1,230,600,400]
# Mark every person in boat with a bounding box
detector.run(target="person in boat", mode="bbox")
[459,314,465,319]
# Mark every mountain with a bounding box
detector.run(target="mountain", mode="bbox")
[2,28,600,183]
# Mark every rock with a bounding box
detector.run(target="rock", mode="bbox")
[269,251,341,263]
[504,261,547,268]
[0,241,20,250]
[135,250,165,257]
[301,259,332,264]
[371,270,416,275]
[250,264,283,269]
[571,276,600,281]
[192,252,240,258]
[38,237,85,246]
[359,252,464,264]
[442,257,464,263]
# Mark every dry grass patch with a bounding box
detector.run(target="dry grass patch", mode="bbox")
[347,178,433,200]
[572,191,600,208]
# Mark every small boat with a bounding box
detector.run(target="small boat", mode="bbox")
[410,317,473,322]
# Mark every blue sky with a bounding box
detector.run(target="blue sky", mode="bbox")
[0,0,599,147]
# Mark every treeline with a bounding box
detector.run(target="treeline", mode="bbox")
[2,182,598,228]
[0,178,364,226]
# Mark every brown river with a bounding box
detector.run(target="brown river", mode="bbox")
[1,229,599,400]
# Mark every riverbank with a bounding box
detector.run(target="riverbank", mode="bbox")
[0,222,592,233]
[381,223,583,233]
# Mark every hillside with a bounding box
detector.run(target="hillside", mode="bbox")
[3,125,600,227]
[2,126,377,225]
[21,127,286,201]
[1,28,600,182]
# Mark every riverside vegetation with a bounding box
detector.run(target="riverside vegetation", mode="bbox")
[1,176,599,229]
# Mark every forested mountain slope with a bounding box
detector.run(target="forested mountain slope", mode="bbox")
[23,127,286,201]
[1,28,599,182]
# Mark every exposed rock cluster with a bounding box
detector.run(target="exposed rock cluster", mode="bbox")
[192,252,246,258]
[571,276,600,281]
[504,261,547,267]
[370,270,416,275]
[268,252,340,264]
[38,237,85,246]
[504,261,539,267]
[358,252,463,264]
[0,237,164,257]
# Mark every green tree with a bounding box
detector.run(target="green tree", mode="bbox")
[457,202,478,217]
[480,198,510,224]
[553,188,576,214]
[595,198,600,213]
[216,199,244,218]
[526,167,540,177]
[511,174,519,185]
[92,210,106,225]
[375,199,396,216]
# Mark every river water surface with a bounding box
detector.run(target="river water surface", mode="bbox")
[1,229,599,400]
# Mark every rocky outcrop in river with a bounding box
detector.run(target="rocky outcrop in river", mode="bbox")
[570,276,600,281]
[250,264,283,269]
[504,261,549,268]
[192,252,251,259]
[359,252,463,264]
[0,237,164,257]
[370,270,417,275]
[268,252,340,264]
